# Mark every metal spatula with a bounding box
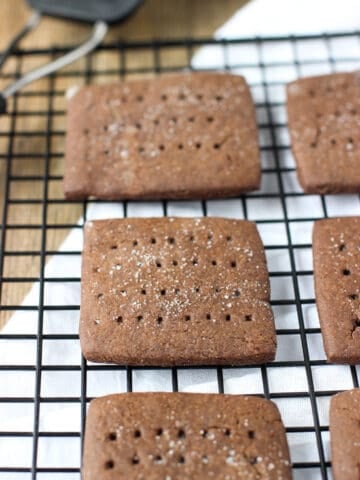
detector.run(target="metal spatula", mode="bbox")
[0,0,143,113]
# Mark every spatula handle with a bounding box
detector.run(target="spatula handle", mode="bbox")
[0,19,108,107]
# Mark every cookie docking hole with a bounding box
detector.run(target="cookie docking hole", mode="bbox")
[93,227,259,328]
[105,459,114,469]
[352,318,360,332]
[128,141,225,156]
[107,311,254,325]
[103,427,261,468]
[103,424,260,471]
[178,429,186,439]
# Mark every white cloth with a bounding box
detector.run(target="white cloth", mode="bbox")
[1,1,360,476]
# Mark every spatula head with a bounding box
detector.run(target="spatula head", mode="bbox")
[27,0,143,24]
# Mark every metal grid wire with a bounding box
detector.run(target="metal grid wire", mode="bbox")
[0,31,360,479]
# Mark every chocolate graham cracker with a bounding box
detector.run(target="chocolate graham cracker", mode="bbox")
[313,217,360,363]
[287,71,360,193]
[80,217,276,366]
[82,393,292,480]
[330,389,360,480]
[64,72,260,200]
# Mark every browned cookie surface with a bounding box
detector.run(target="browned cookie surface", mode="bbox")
[330,389,360,480]
[64,73,260,200]
[287,71,360,193]
[82,393,292,480]
[313,217,360,363]
[80,217,276,366]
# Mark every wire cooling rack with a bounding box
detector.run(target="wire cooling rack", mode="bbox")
[0,31,360,480]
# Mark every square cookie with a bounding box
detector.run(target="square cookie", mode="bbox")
[287,72,360,193]
[80,217,276,366]
[64,72,260,200]
[313,217,360,363]
[330,389,360,480]
[82,393,292,480]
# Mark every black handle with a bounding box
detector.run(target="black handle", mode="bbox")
[27,0,143,24]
